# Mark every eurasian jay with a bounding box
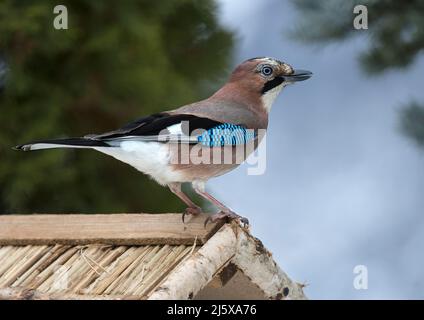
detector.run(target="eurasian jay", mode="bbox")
[15,57,312,225]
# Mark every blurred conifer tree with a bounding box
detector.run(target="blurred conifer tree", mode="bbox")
[291,0,424,149]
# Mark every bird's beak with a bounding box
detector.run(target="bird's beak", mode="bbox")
[282,69,313,82]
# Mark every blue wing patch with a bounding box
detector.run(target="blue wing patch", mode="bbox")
[197,123,256,147]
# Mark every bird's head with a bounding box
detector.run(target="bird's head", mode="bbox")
[225,57,312,112]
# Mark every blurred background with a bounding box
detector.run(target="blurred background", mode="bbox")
[0,0,423,299]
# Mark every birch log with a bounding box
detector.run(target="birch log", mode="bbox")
[148,224,237,300]
[233,227,307,300]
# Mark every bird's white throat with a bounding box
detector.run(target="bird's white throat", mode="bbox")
[261,83,286,112]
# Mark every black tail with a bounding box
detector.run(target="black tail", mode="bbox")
[14,138,109,151]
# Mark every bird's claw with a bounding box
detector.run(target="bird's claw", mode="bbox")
[182,206,202,223]
[204,210,249,228]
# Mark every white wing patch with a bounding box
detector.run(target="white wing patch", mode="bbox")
[101,119,197,144]
[166,123,183,135]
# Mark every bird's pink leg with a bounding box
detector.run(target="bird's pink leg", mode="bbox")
[192,182,249,227]
[168,183,202,223]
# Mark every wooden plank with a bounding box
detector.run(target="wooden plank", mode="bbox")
[0,214,224,246]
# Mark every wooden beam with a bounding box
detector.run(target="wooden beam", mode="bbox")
[0,213,224,246]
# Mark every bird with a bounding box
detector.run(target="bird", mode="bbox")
[14,57,312,226]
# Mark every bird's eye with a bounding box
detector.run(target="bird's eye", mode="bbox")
[260,66,273,77]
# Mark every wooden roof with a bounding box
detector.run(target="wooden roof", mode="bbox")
[0,213,307,300]
[0,243,197,299]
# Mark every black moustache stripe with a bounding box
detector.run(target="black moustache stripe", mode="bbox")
[261,77,284,94]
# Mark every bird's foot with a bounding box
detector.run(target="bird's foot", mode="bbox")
[182,206,202,223]
[204,210,249,228]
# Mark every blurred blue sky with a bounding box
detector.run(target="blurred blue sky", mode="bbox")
[213,0,424,299]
